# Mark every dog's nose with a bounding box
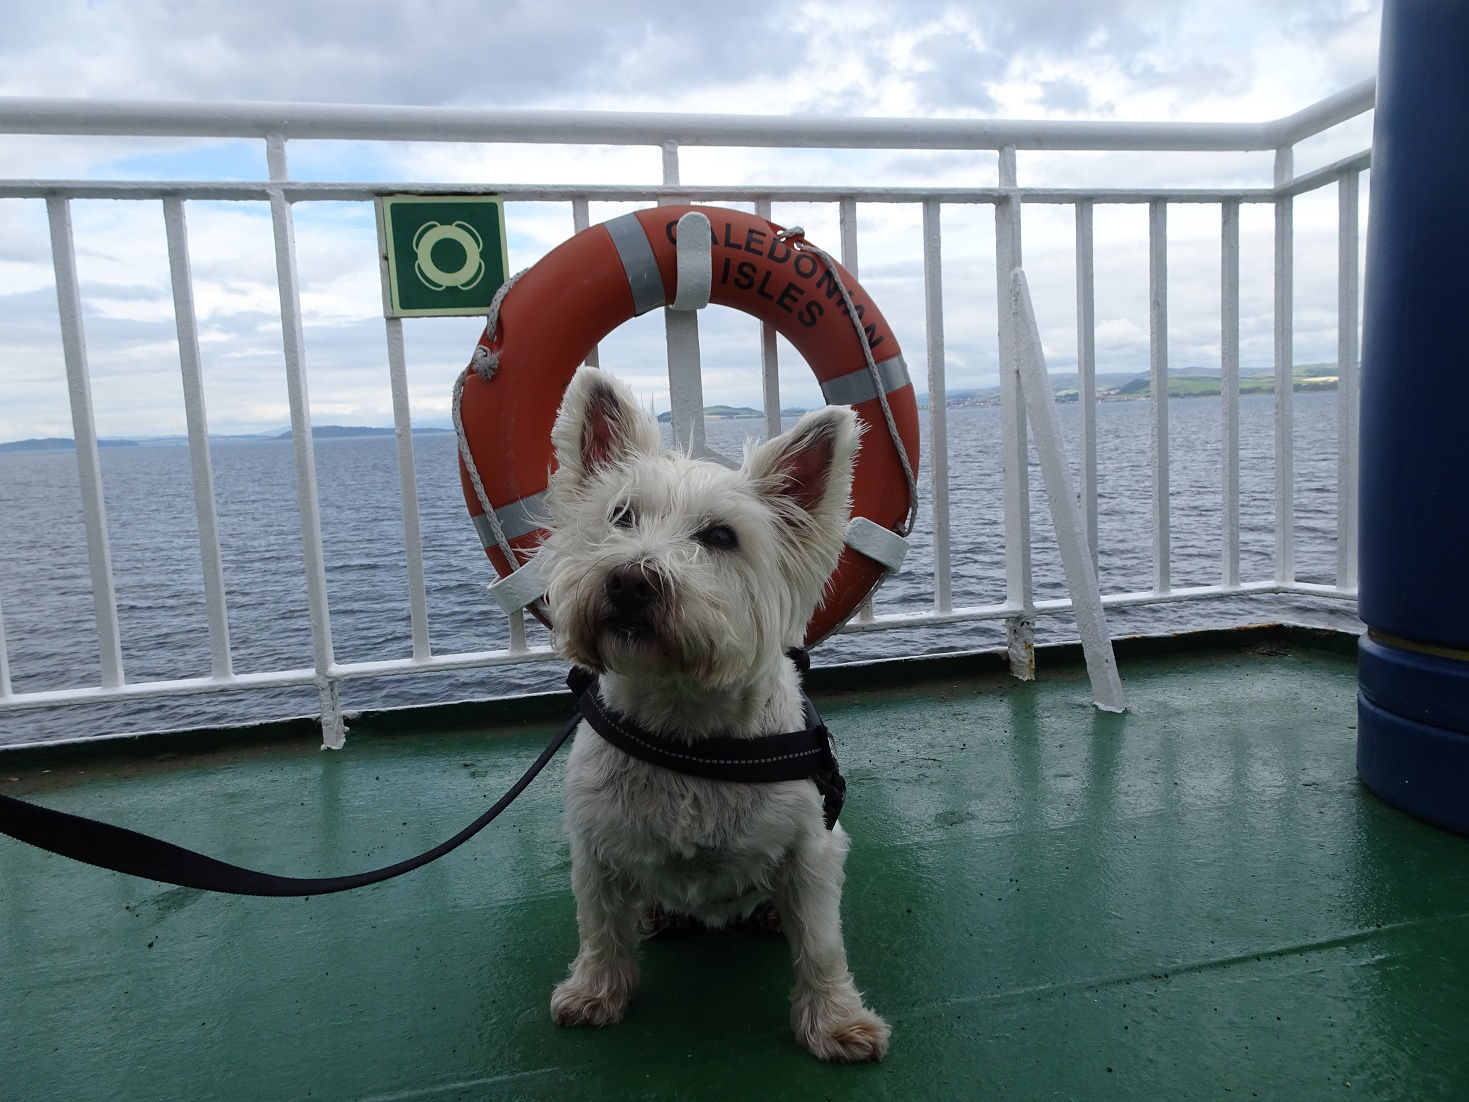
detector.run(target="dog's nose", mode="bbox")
[604,563,659,615]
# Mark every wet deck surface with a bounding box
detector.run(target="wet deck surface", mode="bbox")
[4,636,1469,1099]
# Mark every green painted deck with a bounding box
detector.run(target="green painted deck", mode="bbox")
[4,631,1468,1100]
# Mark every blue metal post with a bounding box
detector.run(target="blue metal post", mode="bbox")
[1357,0,1469,834]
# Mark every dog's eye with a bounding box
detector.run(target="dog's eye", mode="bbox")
[695,524,738,551]
[609,505,637,529]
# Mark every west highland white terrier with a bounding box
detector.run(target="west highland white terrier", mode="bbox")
[541,366,890,1062]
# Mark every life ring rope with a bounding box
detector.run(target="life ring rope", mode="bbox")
[770,225,917,538]
[452,205,920,642]
[454,265,528,564]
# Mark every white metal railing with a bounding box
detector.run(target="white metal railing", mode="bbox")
[0,83,1373,745]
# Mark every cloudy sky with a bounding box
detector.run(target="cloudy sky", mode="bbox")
[0,0,1381,441]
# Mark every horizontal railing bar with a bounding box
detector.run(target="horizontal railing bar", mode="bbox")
[1,669,322,708]
[0,93,1371,152]
[1268,78,1377,146]
[803,581,1344,634]
[0,580,1356,713]
[1282,149,1373,197]
[1285,582,1361,602]
[329,648,561,680]
[1045,579,1358,613]
[0,646,555,709]
[0,179,1304,205]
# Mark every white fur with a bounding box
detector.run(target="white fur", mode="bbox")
[542,366,889,1062]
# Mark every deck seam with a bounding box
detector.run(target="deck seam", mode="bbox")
[885,911,1469,1022]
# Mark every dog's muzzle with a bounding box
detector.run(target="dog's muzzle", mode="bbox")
[604,562,661,629]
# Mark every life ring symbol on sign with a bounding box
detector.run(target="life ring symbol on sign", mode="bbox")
[413,220,486,292]
[453,204,920,646]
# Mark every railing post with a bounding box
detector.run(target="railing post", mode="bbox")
[1221,199,1242,588]
[1274,145,1296,585]
[922,199,952,614]
[163,196,233,681]
[1149,200,1171,595]
[384,315,431,662]
[838,197,859,274]
[267,133,344,748]
[47,195,125,691]
[756,196,783,443]
[996,146,1034,678]
[835,198,880,625]
[1336,171,1361,591]
[1074,200,1099,573]
[572,197,599,368]
[0,594,12,699]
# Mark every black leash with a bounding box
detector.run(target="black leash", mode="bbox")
[0,708,580,898]
[0,652,842,895]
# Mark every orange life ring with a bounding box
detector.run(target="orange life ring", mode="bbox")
[456,204,920,645]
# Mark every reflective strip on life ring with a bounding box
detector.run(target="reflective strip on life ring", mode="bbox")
[456,204,921,645]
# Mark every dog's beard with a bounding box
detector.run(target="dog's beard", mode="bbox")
[594,600,686,675]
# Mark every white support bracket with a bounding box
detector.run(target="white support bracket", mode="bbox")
[1010,269,1126,713]
[671,210,713,312]
[488,552,554,616]
[1007,615,1036,682]
[846,516,908,574]
[665,209,735,466]
[316,674,347,750]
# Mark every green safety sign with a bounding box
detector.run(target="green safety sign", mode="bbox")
[376,195,508,317]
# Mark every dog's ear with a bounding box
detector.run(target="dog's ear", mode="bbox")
[749,405,860,525]
[552,366,660,484]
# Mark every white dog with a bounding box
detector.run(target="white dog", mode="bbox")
[542,366,889,1062]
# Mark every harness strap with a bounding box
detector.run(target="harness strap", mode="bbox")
[566,651,846,829]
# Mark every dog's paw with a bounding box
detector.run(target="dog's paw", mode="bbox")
[792,996,891,1062]
[549,978,630,1028]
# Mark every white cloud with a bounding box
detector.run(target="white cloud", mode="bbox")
[0,0,1381,439]
[1,0,1378,117]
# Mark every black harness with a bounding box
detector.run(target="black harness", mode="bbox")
[566,649,845,829]
[0,652,843,894]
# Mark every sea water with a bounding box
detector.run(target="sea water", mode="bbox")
[0,391,1354,745]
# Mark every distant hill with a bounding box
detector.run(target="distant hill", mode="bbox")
[279,425,394,440]
[266,425,452,440]
[926,364,1341,407]
[0,437,140,453]
[1101,364,1338,400]
[656,405,762,422]
[0,426,452,451]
